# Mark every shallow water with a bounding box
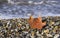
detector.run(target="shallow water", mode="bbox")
[0,0,60,19]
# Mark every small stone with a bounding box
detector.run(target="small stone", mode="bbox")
[49,21,54,26]
[17,23,21,28]
[36,31,41,36]
[54,22,60,25]
[51,26,54,28]
[15,29,18,32]
[23,31,28,34]
[0,22,3,26]
[31,31,35,36]
[52,22,55,25]
[7,21,10,25]
[46,34,53,37]
[54,34,59,38]
[53,30,56,33]
[31,36,35,38]
[11,29,14,32]
[55,26,58,29]
[44,29,49,34]
[58,35,60,38]
[26,24,29,29]
[49,28,52,31]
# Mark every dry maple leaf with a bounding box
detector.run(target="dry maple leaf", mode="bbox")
[28,16,46,30]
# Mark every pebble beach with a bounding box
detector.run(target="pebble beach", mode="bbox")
[0,16,60,38]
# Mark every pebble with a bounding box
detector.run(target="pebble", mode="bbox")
[0,17,59,38]
[11,29,14,32]
[15,29,18,32]
[54,22,60,25]
[51,22,55,25]
[26,24,29,29]
[54,34,59,38]
[0,22,3,26]
[46,34,53,37]
[31,31,34,36]
[44,29,49,34]
[17,23,21,27]
[23,31,28,34]
[36,31,41,36]
[58,35,60,38]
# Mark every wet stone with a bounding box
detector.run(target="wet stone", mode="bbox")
[0,22,3,26]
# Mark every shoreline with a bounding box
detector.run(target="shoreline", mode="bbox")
[0,16,60,20]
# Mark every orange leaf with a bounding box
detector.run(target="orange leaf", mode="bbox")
[28,16,46,30]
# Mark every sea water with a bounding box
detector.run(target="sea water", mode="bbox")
[0,0,60,19]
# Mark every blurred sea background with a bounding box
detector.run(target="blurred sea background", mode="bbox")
[0,0,60,19]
